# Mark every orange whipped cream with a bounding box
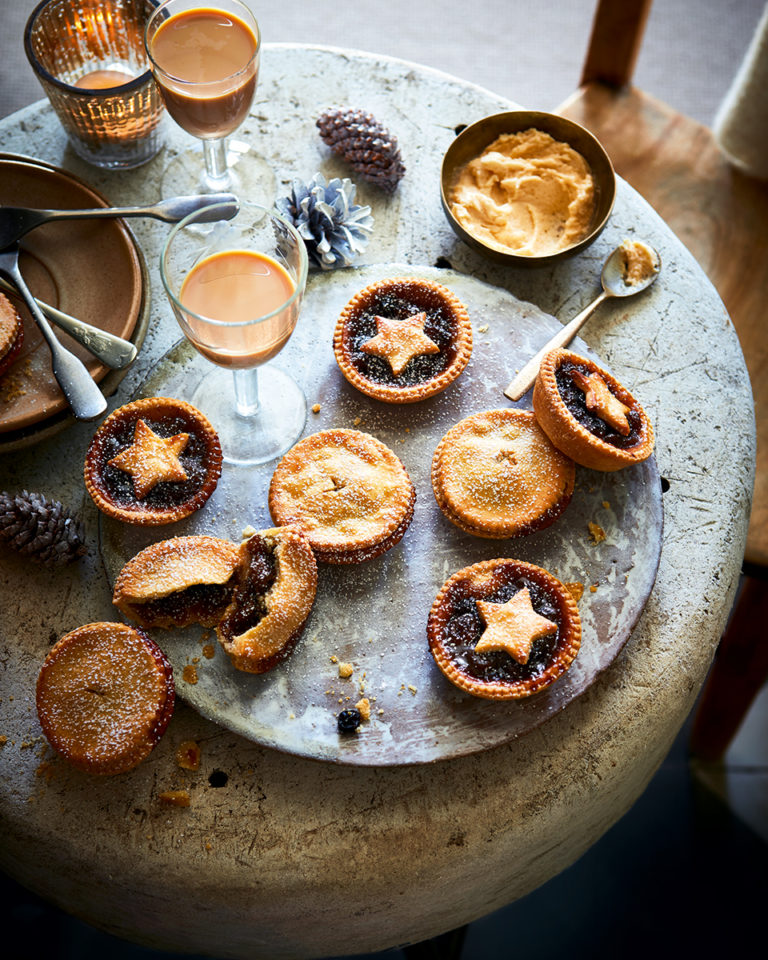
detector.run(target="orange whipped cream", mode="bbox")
[449,128,595,256]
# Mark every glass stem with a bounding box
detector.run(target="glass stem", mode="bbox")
[233,367,260,419]
[203,137,229,186]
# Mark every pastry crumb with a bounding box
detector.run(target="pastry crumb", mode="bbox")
[202,644,216,659]
[564,581,585,603]
[312,403,321,413]
[588,521,606,543]
[182,664,198,685]
[477,324,489,333]
[353,416,362,426]
[241,524,257,539]
[408,684,417,695]
[0,736,7,747]
[602,500,611,510]
[355,697,371,721]
[329,654,338,663]
[158,789,191,807]
[176,741,201,771]
[590,584,598,593]
[338,662,354,679]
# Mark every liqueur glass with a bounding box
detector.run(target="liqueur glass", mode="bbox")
[161,201,308,466]
[144,0,274,199]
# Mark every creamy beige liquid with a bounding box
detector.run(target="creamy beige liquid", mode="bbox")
[149,8,258,139]
[74,67,136,89]
[179,250,297,368]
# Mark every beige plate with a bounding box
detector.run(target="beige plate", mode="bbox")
[0,155,148,447]
[99,265,662,767]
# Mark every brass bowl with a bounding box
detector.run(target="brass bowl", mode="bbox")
[440,110,616,267]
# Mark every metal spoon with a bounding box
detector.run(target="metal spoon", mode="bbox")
[0,193,239,250]
[0,245,107,420]
[0,276,136,369]
[503,241,661,402]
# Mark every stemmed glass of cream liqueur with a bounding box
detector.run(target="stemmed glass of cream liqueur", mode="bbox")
[145,0,275,199]
[161,201,309,465]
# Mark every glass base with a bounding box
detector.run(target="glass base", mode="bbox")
[158,138,276,204]
[190,364,306,466]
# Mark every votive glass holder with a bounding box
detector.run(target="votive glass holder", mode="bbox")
[24,0,166,170]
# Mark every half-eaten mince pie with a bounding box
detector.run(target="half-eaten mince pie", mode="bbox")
[268,429,416,563]
[332,277,473,403]
[216,526,318,673]
[112,536,240,629]
[36,621,175,775]
[532,348,654,471]
[84,397,222,524]
[427,558,581,700]
[431,409,575,538]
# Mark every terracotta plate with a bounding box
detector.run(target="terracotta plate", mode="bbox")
[100,265,663,766]
[0,157,144,438]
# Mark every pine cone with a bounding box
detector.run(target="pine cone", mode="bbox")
[316,108,405,193]
[276,174,374,270]
[0,490,87,566]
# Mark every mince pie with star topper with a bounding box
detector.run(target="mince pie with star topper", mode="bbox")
[333,277,472,403]
[427,558,582,700]
[532,348,654,472]
[84,397,222,525]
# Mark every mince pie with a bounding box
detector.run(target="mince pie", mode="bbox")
[427,558,582,700]
[532,348,654,471]
[431,409,575,538]
[36,621,175,774]
[268,429,416,563]
[333,277,473,403]
[0,292,24,380]
[217,526,318,673]
[84,397,222,524]
[112,536,240,629]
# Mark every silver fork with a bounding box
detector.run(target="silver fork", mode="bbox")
[0,193,239,250]
[0,245,107,420]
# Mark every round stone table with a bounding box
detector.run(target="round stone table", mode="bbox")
[0,45,754,958]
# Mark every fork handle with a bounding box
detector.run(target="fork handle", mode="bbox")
[0,261,106,420]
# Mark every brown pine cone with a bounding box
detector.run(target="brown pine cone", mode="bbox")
[317,108,405,193]
[0,490,87,566]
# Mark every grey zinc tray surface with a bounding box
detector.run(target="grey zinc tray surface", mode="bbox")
[100,264,663,765]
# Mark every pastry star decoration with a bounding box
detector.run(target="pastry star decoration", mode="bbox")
[475,588,557,665]
[360,312,439,376]
[108,419,190,499]
[570,369,631,436]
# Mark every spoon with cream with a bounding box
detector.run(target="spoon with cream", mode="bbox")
[503,239,660,402]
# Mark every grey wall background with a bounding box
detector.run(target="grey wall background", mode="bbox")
[1,0,766,126]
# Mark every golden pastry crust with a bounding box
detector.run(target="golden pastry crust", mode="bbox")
[532,348,654,471]
[268,429,416,563]
[333,277,473,403]
[431,408,575,538]
[36,622,175,775]
[84,397,222,525]
[0,292,24,379]
[427,558,581,700]
[217,526,318,674]
[112,536,240,628]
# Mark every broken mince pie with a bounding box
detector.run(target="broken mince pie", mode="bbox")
[84,397,222,524]
[431,409,575,538]
[217,526,318,674]
[427,558,581,700]
[532,348,654,471]
[36,621,175,775]
[333,277,473,403]
[268,429,416,563]
[112,536,240,629]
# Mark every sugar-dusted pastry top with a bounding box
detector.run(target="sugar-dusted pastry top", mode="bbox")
[268,429,415,562]
[36,621,175,774]
[431,408,575,538]
[113,535,240,628]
